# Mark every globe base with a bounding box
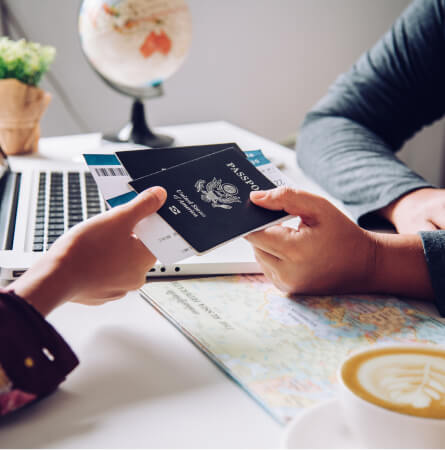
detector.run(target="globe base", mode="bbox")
[102,99,174,148]
[103,127,174,148]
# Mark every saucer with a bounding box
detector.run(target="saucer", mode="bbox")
[282,398,362,449]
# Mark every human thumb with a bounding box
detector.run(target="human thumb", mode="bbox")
[250,186,320,219]
[120,186,167,227]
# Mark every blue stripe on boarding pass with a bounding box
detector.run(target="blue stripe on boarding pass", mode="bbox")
[245,150,270,167]
[107,191,137,208]
[83,154,121,166]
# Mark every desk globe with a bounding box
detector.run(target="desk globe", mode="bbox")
[78,0,192,147]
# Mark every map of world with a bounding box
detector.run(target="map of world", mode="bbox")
[141,275,445,423]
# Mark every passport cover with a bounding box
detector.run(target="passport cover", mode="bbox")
[129,147,288,254]
[116,143,243,179]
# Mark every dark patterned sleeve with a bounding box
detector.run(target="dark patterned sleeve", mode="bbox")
[0,290,79,416]
[420,231,445,316]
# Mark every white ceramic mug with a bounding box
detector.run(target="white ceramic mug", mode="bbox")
[337,344,445,449]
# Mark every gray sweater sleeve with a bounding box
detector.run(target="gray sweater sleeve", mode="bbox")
[298,0,445,225]
[297,0,445,313]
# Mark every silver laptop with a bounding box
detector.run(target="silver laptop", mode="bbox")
[0,149,262,280]
[0,148,108,279]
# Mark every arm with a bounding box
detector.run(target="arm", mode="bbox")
[298,0,445,226]
[0,187,166,416]
[10,186,166,313]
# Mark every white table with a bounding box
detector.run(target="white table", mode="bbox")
[1,121,338,448]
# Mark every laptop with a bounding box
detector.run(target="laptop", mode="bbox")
[0,149,263,280]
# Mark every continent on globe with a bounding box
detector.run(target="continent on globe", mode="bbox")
[140,30,172,58]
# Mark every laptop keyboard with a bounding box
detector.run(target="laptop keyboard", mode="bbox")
[32,171,104,252]
[85,172,102,219]
[48,172,64,247]
[68,172,83,228]
[32,173,46,252]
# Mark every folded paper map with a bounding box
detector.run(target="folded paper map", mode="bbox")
[140,275,445,424]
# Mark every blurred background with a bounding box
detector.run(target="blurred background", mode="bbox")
[2,0,444,185]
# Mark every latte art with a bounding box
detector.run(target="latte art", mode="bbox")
[342,347,445,418]
[358,354,445,409]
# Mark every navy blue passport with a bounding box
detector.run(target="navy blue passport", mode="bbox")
[128,147,288,254]
[116,143,243,179]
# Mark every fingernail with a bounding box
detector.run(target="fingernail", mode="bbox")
[149,186,167,203]
[250,191,266,200]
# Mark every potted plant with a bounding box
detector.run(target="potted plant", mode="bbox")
[0,37,55,155]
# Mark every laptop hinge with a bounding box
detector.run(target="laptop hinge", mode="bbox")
[0,172,21,250]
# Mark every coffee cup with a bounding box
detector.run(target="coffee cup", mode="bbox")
[338,344,445,448]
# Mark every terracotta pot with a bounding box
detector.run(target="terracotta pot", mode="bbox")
[0,79,51,155]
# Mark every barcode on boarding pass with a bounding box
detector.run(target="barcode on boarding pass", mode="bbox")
[94,167,128,177]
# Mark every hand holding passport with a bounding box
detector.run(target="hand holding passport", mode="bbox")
[85,143,293,263]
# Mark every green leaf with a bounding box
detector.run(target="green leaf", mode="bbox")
[0,37,55,86]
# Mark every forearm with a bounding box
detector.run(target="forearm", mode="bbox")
[298,116,433,224]
[9,255,73,316]
[370,232,434,301]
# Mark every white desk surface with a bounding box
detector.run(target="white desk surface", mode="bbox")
[1,121,338,448]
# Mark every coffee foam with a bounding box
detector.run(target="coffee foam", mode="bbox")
[358,354,445,408]
[342,347,445,419]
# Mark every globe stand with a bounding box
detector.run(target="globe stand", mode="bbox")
[97,78,174,148]
[103,99,174,148]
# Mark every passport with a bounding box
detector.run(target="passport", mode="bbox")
[116,143,244,179]
[129,147,288,254]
